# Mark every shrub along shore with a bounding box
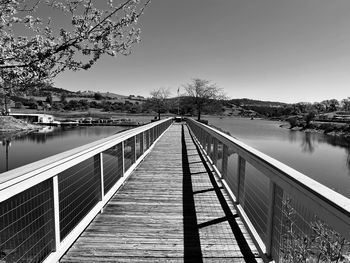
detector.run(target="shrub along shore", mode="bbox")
[287,121,350,138]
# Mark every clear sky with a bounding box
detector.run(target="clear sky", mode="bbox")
[55,0,350,103]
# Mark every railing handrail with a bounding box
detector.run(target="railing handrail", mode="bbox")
[186,118,350,241]
[0,118,172,201]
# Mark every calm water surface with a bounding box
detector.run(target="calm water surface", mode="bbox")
[206,116,350,198]
[2,117,350,198]
[0,126,129,174]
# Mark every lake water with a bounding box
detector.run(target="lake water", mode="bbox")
[0,126,129,173]
[1,117,350,198]
[205,116,350,198]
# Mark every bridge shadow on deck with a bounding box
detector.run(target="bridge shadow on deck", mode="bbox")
[182,125,203,262]
[181,124,258,262]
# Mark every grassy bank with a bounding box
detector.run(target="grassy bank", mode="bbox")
[0,116,40,133]
[290,121,350,137]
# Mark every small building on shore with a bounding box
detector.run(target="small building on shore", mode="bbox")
[10,113,55,123]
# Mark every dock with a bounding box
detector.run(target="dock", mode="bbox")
[60,124,262,262]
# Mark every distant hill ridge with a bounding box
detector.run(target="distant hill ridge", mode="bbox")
[11,84,289,105]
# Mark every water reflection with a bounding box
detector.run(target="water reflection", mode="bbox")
[321,134,350,173]
[0,126,128,174]
[206,116,350,197]
[2,138,11,172]
[294,131,350,172]
[300,132,316,154]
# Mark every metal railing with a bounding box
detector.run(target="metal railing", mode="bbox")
[186,118,350,263]
[0,118,173,263]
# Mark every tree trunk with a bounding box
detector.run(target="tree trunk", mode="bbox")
[197,107,201,121]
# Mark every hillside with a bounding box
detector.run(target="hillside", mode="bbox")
[228,98,288,107]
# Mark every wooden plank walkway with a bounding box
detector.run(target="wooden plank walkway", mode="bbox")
[60,123,263,262]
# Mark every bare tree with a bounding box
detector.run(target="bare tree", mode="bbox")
[0,0,151,88]
[150,87,171,120]
[183,78,226,121]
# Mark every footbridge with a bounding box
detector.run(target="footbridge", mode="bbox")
[0,118,349,262]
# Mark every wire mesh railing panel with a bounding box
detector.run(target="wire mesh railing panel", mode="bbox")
[216,141,224,174]
[150,127,154,144]
[204,132,209,148]
[274,190,350,263]
[271,185,284,261]
[102,143,123,194]
[225,152,239,197]
[145,130,150,150]
[58,156,101,241]
[136,133,142,159]
[208,137,215,161]
[124,137,135,172]
[206,134,212,156]
[240,162,270,243]
[0,179,55,263]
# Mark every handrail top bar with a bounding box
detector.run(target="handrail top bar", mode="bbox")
[0,118,172,189]
[186,118,350,215]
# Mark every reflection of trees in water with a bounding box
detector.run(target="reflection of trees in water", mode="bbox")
[295,131,350,174]
[288,130,297,143]
[7,126,93,144]
[322,135,350,173]
[301,132,316,154]
[0,130,34,142]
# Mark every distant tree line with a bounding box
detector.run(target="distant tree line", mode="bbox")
[233,98,350,119]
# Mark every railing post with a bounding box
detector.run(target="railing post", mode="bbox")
[222,145,228,179]
[122,141,125,175]
[199,129,204,146]
[266,181,276,258]
[151,127,154,144]
[207,135,211,156]
[140,133,144,155]
[213,138,218,165]
[146,130,150,149]
[237,156,246,203]
[53,175,61,248]
[203,132,207,151]
[93,154,103,201]
[132,136,136,164]
[98,153,104,199]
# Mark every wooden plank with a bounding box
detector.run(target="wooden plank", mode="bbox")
[60,124,262,262]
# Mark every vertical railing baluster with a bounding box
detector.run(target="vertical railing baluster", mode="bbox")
[213,138,218,165]
[122,141,125,175]
[140,132,144,156]
[222,145,228,179]
[151,127,154,143]
[132,136,136,164]
[237,156,246,203]
[98,153,104,199]
[94,154,103,200]
[266,181,276,258]
[52,175,61,247]
[206,134,211,155]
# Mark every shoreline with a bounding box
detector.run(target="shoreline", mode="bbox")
[281,123,350,139]
[0,116,41,133]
